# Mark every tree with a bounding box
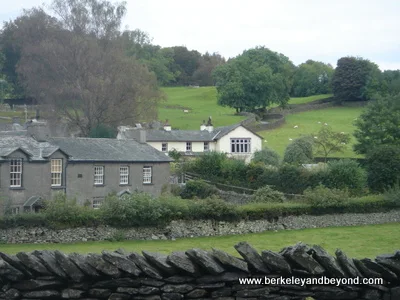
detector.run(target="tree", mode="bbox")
[213,47,295,113]
[291,60,334,97]
[283,136,314,165]
[312,126,351,162]
[192,52,225,86]
[382,70,400,96]
[252,148,280,167]
[353,94,400,155]
[332,56,382,102]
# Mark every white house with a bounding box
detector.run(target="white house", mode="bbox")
[117,118,263,163]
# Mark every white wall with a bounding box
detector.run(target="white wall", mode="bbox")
[147,141,216,153]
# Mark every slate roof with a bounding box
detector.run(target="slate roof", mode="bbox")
[48,138,173,162]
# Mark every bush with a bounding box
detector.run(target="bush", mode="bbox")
[283,136,314,165]
[252,148,280,167]
[383,183,400,205]
[170,184,184,196]
[254,166,280,189]
[250,186,286,203]
[0,213,48,229]
[188,196,239,221]
[189,151,227,180]
[221,158,248,186]
[304,185,349,207]
[276,164,310,194]
[246,162,269,189]
[325,159,367,195]
[180,180,218,199]
[366,145,400,192]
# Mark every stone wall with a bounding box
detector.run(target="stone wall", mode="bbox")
[2,211,400,244]
[0,242,399,300]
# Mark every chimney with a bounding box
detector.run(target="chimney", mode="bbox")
[139,129,146,143]
[200,120,206,131]
[206,116,213,133]
[163,119,171,131]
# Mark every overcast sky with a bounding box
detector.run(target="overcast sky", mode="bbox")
[1,0,399,70]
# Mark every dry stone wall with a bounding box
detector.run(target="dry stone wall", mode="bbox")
[0,242,399,300]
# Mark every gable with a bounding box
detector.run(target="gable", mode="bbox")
[220,125,262,141]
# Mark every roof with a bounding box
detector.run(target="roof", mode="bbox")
[48,138,173,162]
[24,196,43,207]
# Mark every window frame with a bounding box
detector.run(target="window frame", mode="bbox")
[11,207,20,215]
[94,166,104,185]
[204,142,209,151]
[186,142,192,152]
[230,138,251,153]
[10,158,23,188]
[161,142,168,152]
[119,165,129,185]
[143,166,152,184]
[92,197,104,209]
[51,159,63,187]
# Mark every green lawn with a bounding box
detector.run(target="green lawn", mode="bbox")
[259,106,365,158]
[1,223,399,259]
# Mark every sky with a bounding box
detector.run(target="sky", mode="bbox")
[1,0,400,70]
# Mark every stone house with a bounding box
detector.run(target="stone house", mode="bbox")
[0,136,172,214]
[117,118,263,163]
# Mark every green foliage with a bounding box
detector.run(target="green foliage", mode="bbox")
[354,94,400,155]
[250,186,286,203]
[180,180,218,199]
[283,136,314,165]
[246,162,269,189]
[313,126,351,161]
[252,148,280,167]
[106,230,127,242]
[188,196,239,221]
[168,149,182,161]
[170,184,184,197]
[383,183,400,205]
[325,159,367,195]
[189,151,227,180]
[220,158,248,186]
[304,185,349,207]
[365,145,400,192]
[0,213,48,229]
[332,56,382,102]
[382,70,400,96]
[276,164,310,194]
[89,124,116,138]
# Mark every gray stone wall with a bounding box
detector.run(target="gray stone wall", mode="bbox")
[2,211,400,244]
[0,242,399,300]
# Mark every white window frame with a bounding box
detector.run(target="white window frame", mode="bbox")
[94,166,104,185]
[92,197,104,209]
[186,142,192,152]
[11,207,20,215]
[161,142,168,152]
[143,166,152,184]
[120,166,129,185]
[51,159,62,186]
[10,159,23,187]
[204,142,209,151]
[230,138,251,153]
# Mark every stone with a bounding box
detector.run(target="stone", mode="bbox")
[314,290,358,300]
[211,288,232,297]
[196,272,247,283]
[234,242,270,274]
[353,259,382,278]
[134,296,161,300]
[164,275,195,283]
[336,249,363,278]
[102,250,141,276]
[186,289,207,298]
[310,245,346,278]
[0,259,25,281]
[12,279,63,291]
[142,251,176,276]
[361,258,398,282]
[376,257,400,276]
[161,293,183,300]
[4,288,20,300]
[22,290,60,298]
[362,289,381,300]
[88,288,112,298]
[235,287,274,297]
[68,253,101,277]
[282,242,325,275]
[161,284,194,294]
[211,248,249,273]
[92,278,140,288]
[391,287,400,299]
[86,253,121,278]
[61,288,85,299]
[186,249,225,275]
[53,250,85,282]
[0,253,33,277]
[108,293,131,300]
[116,287,139,295]
[31,250,68,279]
[167,252,200,276]
[15,252,52,276]
[128,252,163,279]
[261,250,292,275]
[138,286,160,295]
[140,278,165,287]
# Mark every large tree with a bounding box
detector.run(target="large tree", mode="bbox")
[213,47,295,113]
[332,56,382,102]
[353,94,400,154]
[382,70,400,96]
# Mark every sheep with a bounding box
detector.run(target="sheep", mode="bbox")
[314,136,318,139]
[324,123,328,126]
[317,121,321,124]
[183,109,189,113]
[289,138,293,141]
[294,125,298,128]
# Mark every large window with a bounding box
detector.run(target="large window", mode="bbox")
[204,142,209,151]
[186,142,192,152]
[94,166,104,185]
[120,166,129,185]
[10,159,22,187]
[230,138,251,153]
[161,142,168,152]
[143,166,152,184]
[51,159,62,186]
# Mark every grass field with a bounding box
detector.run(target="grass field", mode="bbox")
[1,223,399,258]
[259,106,365,158]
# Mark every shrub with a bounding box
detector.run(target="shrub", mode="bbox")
[189,151,227,180]
[276,164,310,194]
[170,184,184,196]
[365,145,400,192]
[325,159,367,195]
[0,213,48,229]
[254,166,280,189]
[180,180,218,199]
[188,196,239,221]
[304,185,349,207]
[221,158,248,186]
[283,136,314,165]
[252,148,280,167]
[250,186,286,203]
[246,162,269,189]
[383,183,400,205]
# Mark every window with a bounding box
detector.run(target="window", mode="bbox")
[230,138,251,153]
[94,166,104,185]
[10,159,22,187]
[120,166,129,185]
[51,159,62,186]
[186,142,192,152]
[204,142,209,151]
[11,207,20,215]
[92,197,104,209]
[143,166,152,184]
[161,142,168,152]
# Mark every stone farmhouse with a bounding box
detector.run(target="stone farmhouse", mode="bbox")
[0,135,172,214]
[117,118,263,163]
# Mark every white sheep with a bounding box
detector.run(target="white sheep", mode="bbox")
[314,136,318,139]
[340,132,345,134]
[341,142,346,145]
[324,123,328,126]
[289,138,293,141]
[317,121,321,124]
[294,125,298,128]
[183,109,189,113]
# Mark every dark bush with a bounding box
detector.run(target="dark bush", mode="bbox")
[304,185,349,207]
[188,196,239,221]
[252,148,280,167]
[283,136,314,165]
[180,180,219,199]
[276,164,310,194]
[189,151,227,180]
[250,186,286,203]
[246,162,269,189]
[254,166,280,189]
[221,158,248,186]
[0,213,48,229]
